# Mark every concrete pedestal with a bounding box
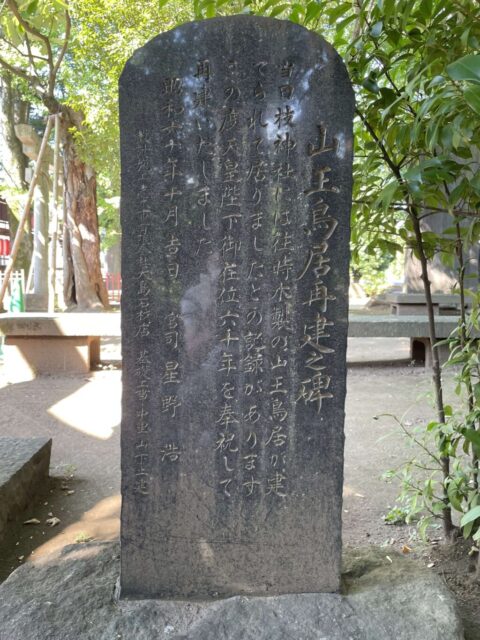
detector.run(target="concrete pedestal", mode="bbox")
[4,335,100,377]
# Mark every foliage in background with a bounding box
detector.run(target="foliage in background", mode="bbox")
[4,1,479,261]
[0,0,112,309]
[62,0,480,273]
[383,294,480,551]
[65,0,192,243]
[341,0,480,542]
[350,247,395,296]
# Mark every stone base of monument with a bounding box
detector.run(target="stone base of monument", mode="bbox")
[0,541,463,639]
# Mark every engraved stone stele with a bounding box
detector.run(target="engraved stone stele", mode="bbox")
[405,210,479,293]
[120,15,354,600]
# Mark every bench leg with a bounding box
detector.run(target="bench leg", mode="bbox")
[4,336,92,377]
[89,337,101,368]
[410,338,450,368]
[411,338,428,365]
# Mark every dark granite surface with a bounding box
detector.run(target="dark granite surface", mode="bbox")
[120,15,354,599]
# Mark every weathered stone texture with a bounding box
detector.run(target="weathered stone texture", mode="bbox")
[120,16,354,598]
[0,436,51,542]
[0,542,464,640]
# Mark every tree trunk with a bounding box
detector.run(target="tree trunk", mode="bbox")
[60,108,109,310]
[0,74,31,274]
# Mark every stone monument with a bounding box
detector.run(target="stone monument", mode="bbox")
[120,15,354,599]
[405,209,479,293]
[0,18,464,640]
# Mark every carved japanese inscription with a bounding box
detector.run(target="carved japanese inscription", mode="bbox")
[120,16,354,599]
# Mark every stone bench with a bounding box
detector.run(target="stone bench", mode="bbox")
[0,313,121,376]
[384,293,464,316]
[0,313,468,373]
[0,437,52,543]
[348,314,472,366]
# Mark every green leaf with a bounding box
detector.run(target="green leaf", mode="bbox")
[270,3,289,18]
[447,482,463,513]
[304,1,321,23]
[464,428,480,452]
[418,516,433,540]
[289,3,303,23]
[362,77,380,93]
[428,75,444,88]
[463,520,475,539]
[464,85,480,116]
[327,2,351,22]
[404,164,422,184]
[259,0,284,11]
[378,87,397,108]
[460,26,471,48]
[381,0,396,17]
[448,178,469,206]
[461,505,480,528]
[370,21,383,38]
[447,54,480,85]
[417,0,433,20]
[336,13,358,35]
[4,14,23,47]
[378,180,399,208]
[26,0,39,15]
[205,1,216,18]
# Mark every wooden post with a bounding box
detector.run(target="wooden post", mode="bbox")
[0,116,54,311]
[48,114,60,313]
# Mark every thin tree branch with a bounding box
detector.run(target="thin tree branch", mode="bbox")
[24,33,43,82]
[392,416,443,466]
[355,107,402,178]
[358,106,454,537]
[416,206,480,220]
[0,54,45,95]
[352,198,480,220]
[0,34,48,62]
[6,0,53,72]
[374,52,418,119]
[49,8,70,95]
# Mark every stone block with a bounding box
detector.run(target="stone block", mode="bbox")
[4,336,93,377]
[0,542,464,640]
[392,303,440,316]
[0,437,52,542]
[120,15,354,598]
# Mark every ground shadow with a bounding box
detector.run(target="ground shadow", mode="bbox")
[0,370,121,581]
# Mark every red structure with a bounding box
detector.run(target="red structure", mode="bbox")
[104,272,122,303]
[0,199,10,271]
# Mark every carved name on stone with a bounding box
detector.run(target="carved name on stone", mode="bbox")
[120,15,354,599]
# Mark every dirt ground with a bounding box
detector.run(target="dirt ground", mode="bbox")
[0,337,479,638]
